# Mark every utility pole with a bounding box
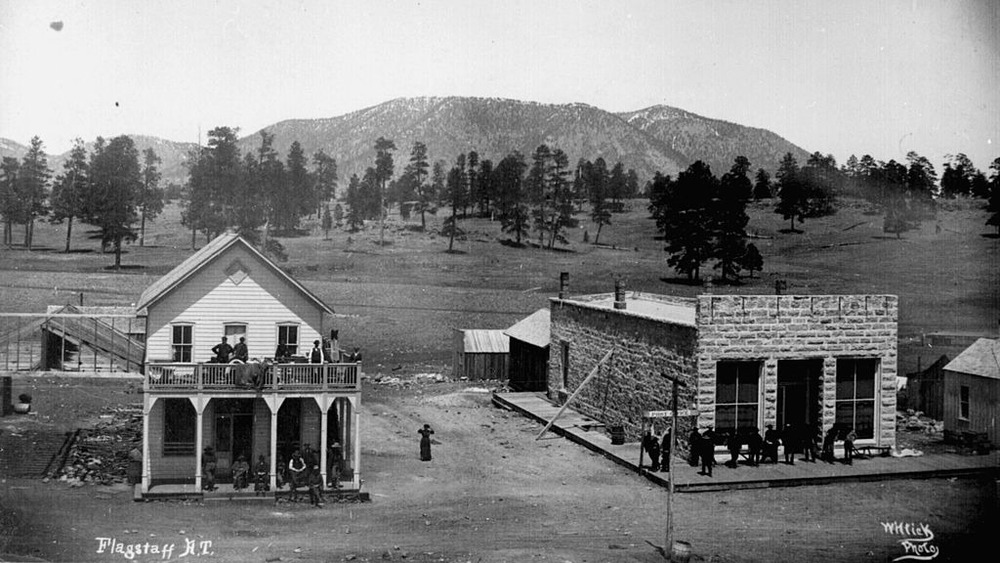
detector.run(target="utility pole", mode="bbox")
[662,372,687,560]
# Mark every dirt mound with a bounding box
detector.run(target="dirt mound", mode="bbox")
[421,389,492,409]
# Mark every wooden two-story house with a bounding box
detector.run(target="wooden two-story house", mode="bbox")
[136,233,362,498]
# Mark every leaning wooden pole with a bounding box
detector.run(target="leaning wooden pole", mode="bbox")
[536,348,614,440]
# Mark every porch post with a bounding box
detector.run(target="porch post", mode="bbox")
[192,396,205,491]
[319,395,329,487]
[141,395,156,494]
[266,396,284,493]
[350,395,361,489]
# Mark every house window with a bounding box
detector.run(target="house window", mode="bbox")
[836,359,877,439]
[171,324,193,362]
[278,324,299,356]
[163,399,195,456]
[959,385,970,420]
[715,361,760,433]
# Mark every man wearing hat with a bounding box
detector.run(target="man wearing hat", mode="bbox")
[202,446,217,491]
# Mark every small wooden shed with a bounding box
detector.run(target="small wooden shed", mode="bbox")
[505,308,550,392]
[942,338,1000,447]
[904,354,948,420]
[453,329,509,381]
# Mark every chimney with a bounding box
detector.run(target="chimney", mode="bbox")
[559,272,569,300]
[614,279,626,310]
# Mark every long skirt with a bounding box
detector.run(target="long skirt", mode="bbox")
[420,437,432,461]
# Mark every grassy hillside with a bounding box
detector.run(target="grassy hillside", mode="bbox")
[0,197,996,377]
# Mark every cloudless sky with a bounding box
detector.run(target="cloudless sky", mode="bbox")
[1,0,997,170]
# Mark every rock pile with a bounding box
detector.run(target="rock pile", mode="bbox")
[52,405,142,485]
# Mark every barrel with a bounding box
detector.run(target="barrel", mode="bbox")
[671,540,692,563]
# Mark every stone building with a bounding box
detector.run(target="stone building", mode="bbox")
[547,281,898,448]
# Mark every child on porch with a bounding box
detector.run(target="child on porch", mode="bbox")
[307,465,325,507]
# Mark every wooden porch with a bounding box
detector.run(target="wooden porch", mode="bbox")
[144,361,361,393]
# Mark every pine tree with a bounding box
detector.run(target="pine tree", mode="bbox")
[987,157,1000,236]
[713,157,752,282]
[86,136,142,268]
[496,152,530,244]
[50,139,89,252]
[661,161,717,281]
[1,157,22,247]
[587,157,611,244]
[139,148,164,247]
[313,149,338,216]
[373,137,396,246]
[408,142,435,230]
[753,168,772,199]
[443,157,467,252]
[344,174,365,231]
[19,136,51,250]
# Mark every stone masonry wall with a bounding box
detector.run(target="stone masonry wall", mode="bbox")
[696,295,898,446]
[547,299,699,442]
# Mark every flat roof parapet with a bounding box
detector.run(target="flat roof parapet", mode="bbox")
[552,292,698,327]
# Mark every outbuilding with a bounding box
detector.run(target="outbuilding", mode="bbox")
[453,329,509,381]
[505,308,550,392]
[942,338,1000,447]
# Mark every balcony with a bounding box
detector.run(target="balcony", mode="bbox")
[144,361,361,393]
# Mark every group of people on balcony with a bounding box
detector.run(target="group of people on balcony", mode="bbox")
[209,335,361,365]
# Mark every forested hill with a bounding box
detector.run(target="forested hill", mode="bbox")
[239,96,811,183]
[2,96,811,186]
[617,105,812,179]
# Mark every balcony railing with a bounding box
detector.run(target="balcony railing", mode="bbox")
[145,361,361,392]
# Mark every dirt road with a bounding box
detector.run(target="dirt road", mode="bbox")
[1,378,995,563]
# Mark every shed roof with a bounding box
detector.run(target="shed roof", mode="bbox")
[135,232,332,315]
[504,308,550,348]
[459,329,510,354]
[944,338,1000,380]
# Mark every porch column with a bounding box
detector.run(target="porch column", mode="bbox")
[318,395,330,486]
[191,396,206,491]
[141,395,157,494]
[264,396,285,493]
[349,395,361,489]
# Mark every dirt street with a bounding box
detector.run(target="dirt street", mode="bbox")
[0,377,996,563]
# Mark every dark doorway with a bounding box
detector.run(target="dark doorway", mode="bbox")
[277,399,302,464]
[213,398,254,480]
[777,359,823,433]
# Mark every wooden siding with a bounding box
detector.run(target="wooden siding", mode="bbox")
[458,352,509,380]
[144,244,325,363]
[508,339,548,391]
[301,398,321,451]
[943,371,1000,445]
[147,399,196,482]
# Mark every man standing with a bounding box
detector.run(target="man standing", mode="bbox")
[233,337,249,362]
[212,336,233,363]
[659,427,672,472]
[843,427,857,465]
[310,340,323,364]
[699,428,716,477]
[782,424,799,465]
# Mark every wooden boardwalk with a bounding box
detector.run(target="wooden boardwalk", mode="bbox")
[493,391,1000,492]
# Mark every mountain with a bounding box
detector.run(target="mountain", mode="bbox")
[1,135,197,185]
[2,97,811,188]
[617,105,812,178]
[0,138,29,162]
[240,96,810,185]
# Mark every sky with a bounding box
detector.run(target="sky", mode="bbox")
[1,0,998,171]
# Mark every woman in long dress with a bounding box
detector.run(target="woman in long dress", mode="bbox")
[418,424,434,461]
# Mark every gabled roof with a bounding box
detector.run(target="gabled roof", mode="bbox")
[459,329,509,354]
[504,308,550,348]
[944,338,1000,380]
[135,233,333,315]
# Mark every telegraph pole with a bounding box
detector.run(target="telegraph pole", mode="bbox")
[661,372,687,560]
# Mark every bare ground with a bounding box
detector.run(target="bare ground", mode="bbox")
[0,377,996,563]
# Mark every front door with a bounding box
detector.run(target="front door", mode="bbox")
[214,399,254,480]
[777,359,822,433]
